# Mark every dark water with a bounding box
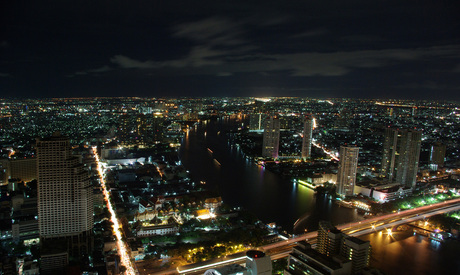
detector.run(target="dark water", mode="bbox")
[362,230,460,275]
[179,118,460,273]
[179,118,361,233]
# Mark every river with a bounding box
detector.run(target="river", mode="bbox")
[362,229,460,274]
[179,118,361,234]
[178,117,460,274]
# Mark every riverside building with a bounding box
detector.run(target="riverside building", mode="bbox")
[380,128,421,189]
[262,116,280,158]
[337,146,359,197]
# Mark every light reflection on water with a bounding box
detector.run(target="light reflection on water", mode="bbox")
[180,118,460,272]
[180,118,362,233]
[361,230,460,274]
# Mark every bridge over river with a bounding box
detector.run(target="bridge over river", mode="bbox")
[166,198,460,275]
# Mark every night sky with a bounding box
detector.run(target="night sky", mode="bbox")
[1,0,460,100]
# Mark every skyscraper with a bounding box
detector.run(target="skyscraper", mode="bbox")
[340,236,371,274]
[337,146,359,197]
[431,142,446,168]
[262,116,280,158]
[37,132,93,256]
[249,113,265,132]
[381,128,421,188]
[285,241,352,275]
[301,115,313,160]
[317,221,343,257]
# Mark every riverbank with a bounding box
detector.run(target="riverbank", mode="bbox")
[179,118,364,234]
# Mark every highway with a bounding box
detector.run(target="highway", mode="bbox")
[93,147,137,275]
[174,198,460,274]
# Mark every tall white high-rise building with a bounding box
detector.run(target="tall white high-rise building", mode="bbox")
[262,116,280,158]
[381,128,421,188]
[337,146,359,197]
[37,132,93,255]
[301,115,313,160]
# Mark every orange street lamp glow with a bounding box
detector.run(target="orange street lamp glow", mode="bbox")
[93,147,136,275]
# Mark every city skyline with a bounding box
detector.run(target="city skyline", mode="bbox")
[1,97,460,274]
[1,1,460,100]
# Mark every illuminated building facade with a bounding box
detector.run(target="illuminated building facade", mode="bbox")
[301,115,313,160]
[262,116,280,158]
[337,146,359,197]
[37,132,93,257]
[381,128,421,188]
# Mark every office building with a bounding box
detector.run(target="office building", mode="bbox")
[11,194,38,243]
[340,237,371,274]
[204,264,246,275]
[334,109,352,130]
[249,113,265,132]
[430,142,446,168]
[0,158,37,185]
[301,115,313,160]
[9,158,37,183]
[151,112,165,142]
[285,241,351,275]
[262,116,280,158]
[317,221,335,255]
[40,251,68,275]
[37,132,93,258]
[317,221,344,257]
[337,146,359,197]
[0,159,8,185]
[204,250,271,275]
[380,128,421,188]
[246,250,272,275]
[354,180,412,203]
[280,116,293,130]
[12,219,39,243]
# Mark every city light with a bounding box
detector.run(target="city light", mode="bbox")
[93,147,136,275]
[312,139,339,161]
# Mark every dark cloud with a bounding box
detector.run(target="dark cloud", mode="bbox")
[290,29,328,39]
[88,44,460,79]
[173,17,245,46]
[110,56,155,69]
[1,0,460,99]
[67,66,112,77]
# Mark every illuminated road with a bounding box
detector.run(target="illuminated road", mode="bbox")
[375,102,416,108]
[311,139,339,161]
[93,147,137,275]
[175,198,460,274]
